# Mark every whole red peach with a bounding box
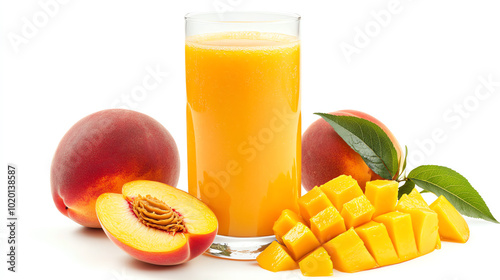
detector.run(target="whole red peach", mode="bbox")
[51,109,180,228]
[302,110,402,192]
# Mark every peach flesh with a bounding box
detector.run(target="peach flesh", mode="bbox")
[96,180,218,265]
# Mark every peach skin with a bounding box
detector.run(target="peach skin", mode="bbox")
[51,109,180,228]
[302,110,402,191]
[96,180,218,265]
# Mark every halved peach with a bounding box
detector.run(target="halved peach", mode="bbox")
[96,180,217,265]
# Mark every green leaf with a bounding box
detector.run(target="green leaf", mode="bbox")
[408,165,499,223]
[398,179,415,199]
[315,113,399,179]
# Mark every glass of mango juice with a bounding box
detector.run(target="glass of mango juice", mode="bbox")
[185,12,301,259]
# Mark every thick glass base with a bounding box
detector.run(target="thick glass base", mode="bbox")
[205,235,275,260]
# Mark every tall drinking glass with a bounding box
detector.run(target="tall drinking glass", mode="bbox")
[185,12,301,260]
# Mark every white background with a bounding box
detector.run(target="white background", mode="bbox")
[1,0,500,279]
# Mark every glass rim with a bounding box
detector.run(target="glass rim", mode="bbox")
[184,11,301,24]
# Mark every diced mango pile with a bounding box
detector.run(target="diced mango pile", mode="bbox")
[256,175,470,276]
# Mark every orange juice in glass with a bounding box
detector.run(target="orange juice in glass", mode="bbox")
[185,12,300,259]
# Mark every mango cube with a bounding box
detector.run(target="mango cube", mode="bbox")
[257,241,298,272]
[309,206,346,243]
[430,195,470,243]
[298,186,333,222]
[258,177,464,275]
[397,189,430,212]
[408,188,430,207]
[282,222,321,260]
[323,228,377,273]
[374,212,418,262]
[395,190,440,255]
[273,209,305,243]
[402,208,440,255]
[320,175,363,211]
[298,247,333,276]
[355,221,399,266]
[396,194,432,217]
[365,180,398,217]
[341,195,375,229]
